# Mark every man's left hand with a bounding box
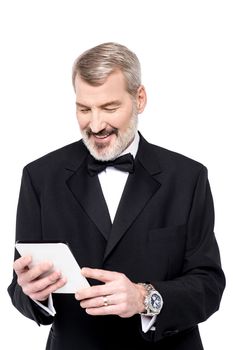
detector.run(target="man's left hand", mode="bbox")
[75,267,146,318]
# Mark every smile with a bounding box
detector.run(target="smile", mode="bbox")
[94,133,112,139]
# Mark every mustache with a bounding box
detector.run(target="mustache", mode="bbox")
[86,128,118,137]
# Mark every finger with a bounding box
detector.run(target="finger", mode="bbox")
[19,260,53,284]
[80,295,112,309]
[23,270,62,294]
[75,284,110,301]
[81,267,120,283]
[85,300,131,318]
[13,255,32,274]
[85,304,120,316]
[29,276,67,301]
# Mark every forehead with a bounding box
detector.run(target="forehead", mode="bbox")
[75,70,129,105]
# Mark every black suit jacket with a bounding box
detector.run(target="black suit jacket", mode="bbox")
[8,134,225,350]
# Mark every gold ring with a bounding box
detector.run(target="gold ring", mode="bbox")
[103,296,108,307]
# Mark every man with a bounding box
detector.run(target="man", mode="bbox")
[8,42,225,349]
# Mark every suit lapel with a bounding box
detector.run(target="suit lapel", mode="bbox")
[66,152,112,240]
[103,135,162,260]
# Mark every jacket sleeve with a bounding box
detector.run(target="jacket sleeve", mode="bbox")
[7,166,54,325]
[142,166,225,343]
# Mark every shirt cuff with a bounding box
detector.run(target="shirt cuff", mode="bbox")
[141,315,157,333]
[33,294,56,317]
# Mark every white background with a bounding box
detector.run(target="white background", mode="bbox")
[0,1,232,349]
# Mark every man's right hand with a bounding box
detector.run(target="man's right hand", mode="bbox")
[13,255,67,301]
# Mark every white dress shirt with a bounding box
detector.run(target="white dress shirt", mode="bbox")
[98,131,139,222]
[35,132,156,332]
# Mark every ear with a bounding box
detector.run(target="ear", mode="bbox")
[136,85,147,113]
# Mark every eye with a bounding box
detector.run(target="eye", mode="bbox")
[80,108,90,113]
[103,107,118,113]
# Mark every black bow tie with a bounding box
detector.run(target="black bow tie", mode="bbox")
[87,153,135,176]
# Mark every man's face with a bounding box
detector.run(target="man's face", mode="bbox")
[75,70,146,161]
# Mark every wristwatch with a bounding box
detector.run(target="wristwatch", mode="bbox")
[139,283,163,316]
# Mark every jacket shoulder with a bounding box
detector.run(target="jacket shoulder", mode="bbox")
[24,140,87,179]
[141,137,207,181]
[153,144,204,169]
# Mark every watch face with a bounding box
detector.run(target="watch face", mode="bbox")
[149,292,162,312]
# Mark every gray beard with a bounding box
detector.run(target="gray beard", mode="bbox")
[81,115,138,161]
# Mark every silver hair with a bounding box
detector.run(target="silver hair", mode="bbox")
[72,42,141,96]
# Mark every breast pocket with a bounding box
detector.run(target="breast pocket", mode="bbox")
[148,224,187,279]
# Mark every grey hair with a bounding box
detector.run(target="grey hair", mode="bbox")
[72,42,141,96]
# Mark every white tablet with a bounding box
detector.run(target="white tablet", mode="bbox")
[15,241,90,293]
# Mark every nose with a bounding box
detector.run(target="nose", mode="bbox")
[89,109,107,133]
